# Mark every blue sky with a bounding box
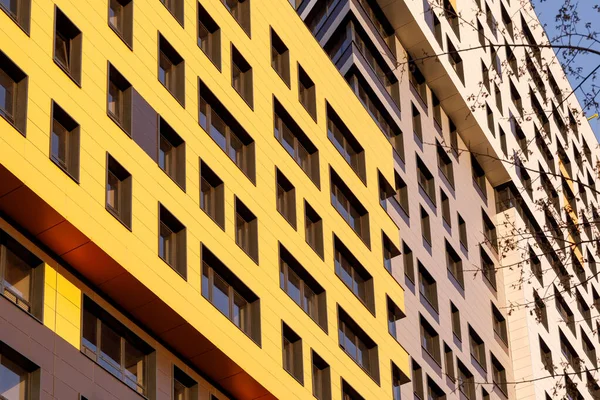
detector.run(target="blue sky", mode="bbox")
[531,0,600,139]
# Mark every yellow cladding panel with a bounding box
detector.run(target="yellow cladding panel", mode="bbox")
[0,0,409,397]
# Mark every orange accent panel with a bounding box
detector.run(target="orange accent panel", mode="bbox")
[36,220,90,256]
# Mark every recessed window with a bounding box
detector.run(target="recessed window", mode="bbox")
[419,263,437,310]
[331,169,370,245]
[235,197,258,262]
[158,117,186,190]
[491,354,507,394]
[0,343,38,400]
[447,37,464,83]
[199,80,256,182]
[312,351,331,400]
[161,0,183,25]
[412,104,422,142]
[387,297,403,341]
[341,379,365,400]
[382,233,399,274]
[427,377,445,400]
[231,46,253,108]
[197,2,221,68]
[0,230,43,318]
[480,246,496,289]
[533,290,548,330]
[492,304,508,343]
[279,244,327,330]
[50,102,80,181]
[437,141,454,186]
[469,326,486,370]
[412,361,424,399]
[304,201,323,258]
[1,0,31,33]
[107,64,132,135]
[106,154,132,228]
[222,0,250,35]
[443,0,459,37]
[420,206,431,246]
[298,64,317,120]
[457,361,475,399]
[392,362,408,400]
[458,213,467,249]
[158,34,185,105]
[408,56,427,102]
[421,316,441,364]
[0,51,28,134]
[539,337,552,373]
[403,242,414,282]
[201,246,261,344]
[444,344,455,381]
[108,0,133,47]
[394,173,409,216]
[334,236,374,313]
[276,169,296,228]
[432,91,442,129]
[82,297,153,395]
[327,104,365,182]
[200,160,225,229]
[471,154,486,197]
[158,204,186,278]
[338,306,379,383]
[416,156,436,205]
[54,7,82,85]
[451,302,461,340]
[441,190,451,227]
[282,322,303,384]
[274,99,320,185]
[271,28,290,85]
[173,366,197,400]
[446,240,463,287]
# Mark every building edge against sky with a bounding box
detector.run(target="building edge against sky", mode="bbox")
[0,1,598,400]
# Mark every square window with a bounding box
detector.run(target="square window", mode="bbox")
[158,34,185,105]
[231,46,253,108]
[54,7,82,85]
[0,51,27,134]
[106,154,132,228]
[197,3,221,68]
[158,117,186,190]
[50,102,80,181]
[158,204,186,279]
[235,198,258,262]
[271,28,290,86]
[108,0,133,47]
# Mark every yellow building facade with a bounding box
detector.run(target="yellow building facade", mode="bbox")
[0,0,409,399]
